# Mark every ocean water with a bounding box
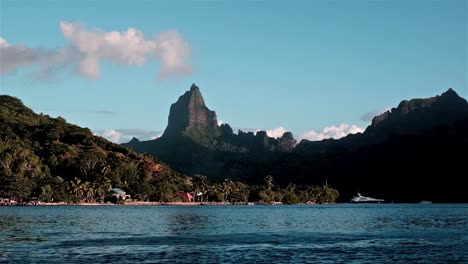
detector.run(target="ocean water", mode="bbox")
[0,204,467,263]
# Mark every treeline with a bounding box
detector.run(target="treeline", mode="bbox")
[0,95,339,204]
[192,175,339,204]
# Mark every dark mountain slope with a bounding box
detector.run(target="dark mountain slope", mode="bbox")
[295,88,468,154]
[270,117,468,202]
[273,88,468,202]
[365,88,468,140]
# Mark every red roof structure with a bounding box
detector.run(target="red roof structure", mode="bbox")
[178,191,194,202]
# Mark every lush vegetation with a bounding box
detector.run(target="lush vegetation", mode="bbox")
[0,95,339,204]
[191,175,339,204]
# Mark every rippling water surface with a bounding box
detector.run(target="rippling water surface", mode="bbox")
[1,204,467,263]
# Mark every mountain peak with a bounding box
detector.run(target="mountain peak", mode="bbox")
[367,88,468,138]
[162,83,220,139]
[129,137,140,144]
[190,83,200,92]
[444,87,455,93]
[440,88,460,99]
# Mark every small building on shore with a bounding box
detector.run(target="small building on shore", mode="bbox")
[111,188,131,200]
[178,191,194,202]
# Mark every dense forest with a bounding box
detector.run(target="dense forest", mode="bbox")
[0,95,338,204]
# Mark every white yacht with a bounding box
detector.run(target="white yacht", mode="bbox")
[350,193,384,203]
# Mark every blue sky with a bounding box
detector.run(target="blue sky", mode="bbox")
[1,0,466,142]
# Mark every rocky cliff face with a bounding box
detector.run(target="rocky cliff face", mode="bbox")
[158,83,296,152]
[162,83,220,140]
[278,132,297,151]
[366,88,468,138]
[123,83,297,180]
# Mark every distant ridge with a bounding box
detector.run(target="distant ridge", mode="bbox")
[295,88,468,152]
[366,88,468,139]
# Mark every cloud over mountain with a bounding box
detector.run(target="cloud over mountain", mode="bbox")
[299,124,364,141]
[0,22,192,79]
[263,126,287,138]
[94,128,163,143]
[249,124,363,141]
[243,126,288,138]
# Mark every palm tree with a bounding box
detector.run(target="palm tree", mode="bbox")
[69,178,84,203]
[222,179,234,202]
[286,183,296,193]
[264,175,274,191]
[83,181,95,202]
[94,177,112,202]
[193,175,210,202]
[206,184,220,202]
[231,182,249,202]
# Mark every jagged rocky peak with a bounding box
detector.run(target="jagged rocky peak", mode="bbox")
[280,132,294,140]
[371,110,392,126]
[438,88,467,105]
[443,88,456,95]
[162,83,220,139]
[255,131,270,145]
[278,132,297,151]
[219,123,234,135]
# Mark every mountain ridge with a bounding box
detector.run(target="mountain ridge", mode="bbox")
[123,84,468,202]
[365,88,468,138]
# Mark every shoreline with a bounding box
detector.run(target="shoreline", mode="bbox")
[0,201,330,206]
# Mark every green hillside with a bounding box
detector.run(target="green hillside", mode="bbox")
[0,95,192,203]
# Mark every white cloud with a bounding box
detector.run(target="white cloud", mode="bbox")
[217,120,223,126]
[0,37,10,48]
[300,124,364,141]
[0,21,192,79]
[249,126,289,138]
[263,126,287,138]
[97,129,124,143]
[59,22,156,79]
[93,128,163,143]
[0,37,78,78]
[154,31,192,78]
[0,38,41,74]
[227,124,363,142]
[60,21,191,79]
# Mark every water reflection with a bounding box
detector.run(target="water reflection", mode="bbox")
[0,204,467,263]
[164,208,209,235]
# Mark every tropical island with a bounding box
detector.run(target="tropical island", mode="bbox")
[1,84,467,205]
[0,94,338,205]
